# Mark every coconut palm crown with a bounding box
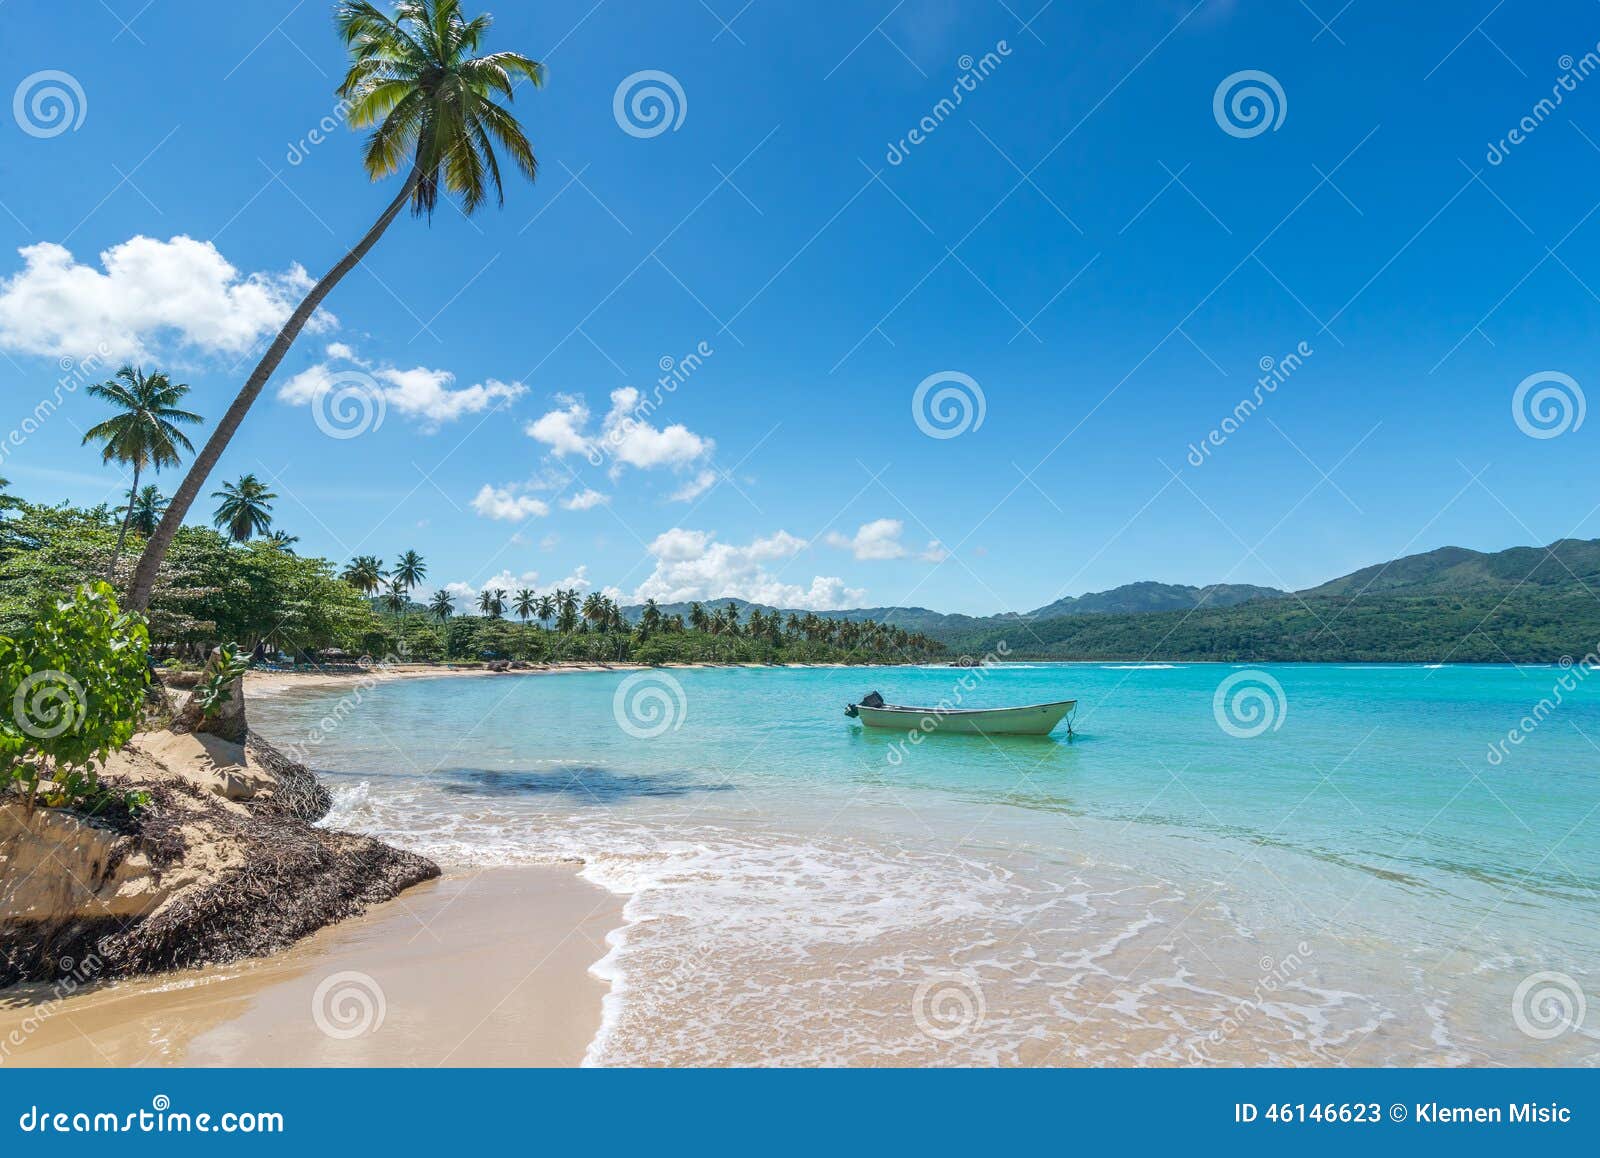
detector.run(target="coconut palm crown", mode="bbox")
[81,365,201,574]
[336,0,543,217]
[212,474,277,542]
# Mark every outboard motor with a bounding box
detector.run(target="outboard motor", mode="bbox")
[845,690,886,718]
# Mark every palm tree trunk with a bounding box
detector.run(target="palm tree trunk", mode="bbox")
[107,462,140,579]
[125,170,421,611]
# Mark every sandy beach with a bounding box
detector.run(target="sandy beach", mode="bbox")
[0,867,620,1067]
[244,662,650,697]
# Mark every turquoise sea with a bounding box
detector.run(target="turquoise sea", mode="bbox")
[251,662,1600,1066]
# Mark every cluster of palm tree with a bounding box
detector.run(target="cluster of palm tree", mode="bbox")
[384,580,939,658]
[79,366,305,563]
[340,550,428,620]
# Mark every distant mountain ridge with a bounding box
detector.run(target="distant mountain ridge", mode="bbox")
[622,537,1600,662]
[619,578,1283,635]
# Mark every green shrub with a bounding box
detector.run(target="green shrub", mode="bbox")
[194,642,250,718]
[0,581,150,814]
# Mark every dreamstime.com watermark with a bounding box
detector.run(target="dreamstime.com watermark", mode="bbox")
[1511,971,1588,1040]
[0,345,115,470]
[1186,341,1312,467]
[13,70,86,138]
[885,41,1012,166]
[286,95,356,165]
[277,652,406,764]
[586,340,714,468]
[0,953,103,1066]
[311,369,387,440]
[1511,370,1584,439]
[1212,669,1288,738]
[311,970,386,1039]
[613,69,686,138]
[1187,942,1313,1063]
[1485,646,1600,765]
[16,1096,283,1134]
[612,670,688,738]
[912,971,987,1042]
[1213,69,1286,139]
[912,370,985,440]
[1487,46,1600,165]
[882,642,1013,765]
[10,670,87,740]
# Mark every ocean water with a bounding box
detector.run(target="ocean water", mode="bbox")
[251,663,1600,1067]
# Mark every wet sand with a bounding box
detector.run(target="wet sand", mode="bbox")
[0,867,620,1067]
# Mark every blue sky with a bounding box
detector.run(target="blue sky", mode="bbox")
[3,0,1599,614]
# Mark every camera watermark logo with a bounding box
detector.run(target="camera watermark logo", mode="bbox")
[311,370,386,440]
[1212,670,1287,738]
[13,70,87,138]
[1213,70,1286,139]
[311,971,386,1039]
[1512,370,1584,439]
[613,70,687,138]
[912,371,986,439]
[612,671,688,738]
[1511,971,1586,1040]
[912,972,986,1041]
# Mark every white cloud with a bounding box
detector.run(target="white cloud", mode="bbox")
[539,533,560,550]
[826,518,908,561]
[279,347,525,430]
[553,565,593,592]
[668,468,719,503]
[470,484,551,521]
[562,488,610,511]
[525,388,714,483]
[0,235,325,360]
[598,387,711,470]
[525,395,593,457]
[633,528,864,610]
[825,519,951,564]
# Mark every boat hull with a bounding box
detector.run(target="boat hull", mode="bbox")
[853,700,1076,736]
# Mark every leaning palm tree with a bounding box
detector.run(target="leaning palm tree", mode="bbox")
[125,0,544,610]
[80,365,202,576]
[212,474,277,542]
[125,484,167,538]
[428,589,454,621]
[341,554,387,594]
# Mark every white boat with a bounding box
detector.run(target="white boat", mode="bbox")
[845,693,1076,736]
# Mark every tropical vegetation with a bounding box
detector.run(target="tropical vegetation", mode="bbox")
[0,581,150,815]
[79,366,201,575]
[126,0,546,610]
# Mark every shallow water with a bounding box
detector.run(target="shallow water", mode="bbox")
[251,662,1600,1066]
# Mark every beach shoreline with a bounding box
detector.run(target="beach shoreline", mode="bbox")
[0,865,620,1067]
[243,658,903,697]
